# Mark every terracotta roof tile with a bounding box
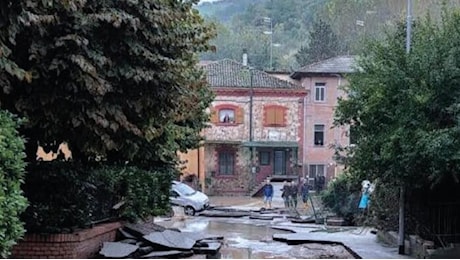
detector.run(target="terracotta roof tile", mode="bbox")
[203,59,301,89]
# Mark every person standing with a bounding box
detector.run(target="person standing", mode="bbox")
[262,179,274,209]
[281,180,290,209]
[300,178,310,209]
[289,181,298,209]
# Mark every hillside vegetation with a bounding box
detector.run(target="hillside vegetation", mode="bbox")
[197,0,460,71]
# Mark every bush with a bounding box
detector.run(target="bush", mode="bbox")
[22,162,174,233]
[0,111,28,258]
[321,172,362,225]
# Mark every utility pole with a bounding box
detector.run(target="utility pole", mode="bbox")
[399,0,411,255]
[263,17,273,71]
[243,49,256,190]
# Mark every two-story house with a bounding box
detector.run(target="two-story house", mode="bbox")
[201,59,307,196]
[291,55,357,189]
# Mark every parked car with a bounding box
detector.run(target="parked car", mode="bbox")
[170,181,209,216]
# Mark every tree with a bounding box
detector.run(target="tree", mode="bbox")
[295,19,341,67]
[334,9,460,188]
[0,0,215,169]
[0,111,28,258]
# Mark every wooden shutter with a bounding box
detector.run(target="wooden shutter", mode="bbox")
[266,107,276,125]
[235,107,244,124]
[275,107,284,125]
[210,107,218,123]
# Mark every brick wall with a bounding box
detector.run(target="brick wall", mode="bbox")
[11,222,122,259]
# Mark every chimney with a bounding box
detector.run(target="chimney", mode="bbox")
[242,48,248,66]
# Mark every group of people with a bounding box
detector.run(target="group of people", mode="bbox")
[262,178,310,210]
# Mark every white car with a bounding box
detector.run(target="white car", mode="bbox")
[170,181,209,216]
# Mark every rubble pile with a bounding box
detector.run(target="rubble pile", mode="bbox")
[99,223,223,258]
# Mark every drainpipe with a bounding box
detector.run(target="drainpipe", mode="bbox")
[249,70,254,144]
[302,93,307,179]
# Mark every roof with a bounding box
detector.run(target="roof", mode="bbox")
[203,59,301,89]
[291,55,358,79]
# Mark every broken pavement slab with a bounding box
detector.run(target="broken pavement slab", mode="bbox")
[143,230,197,250]
[140,249,193,258]
[123,222,166,238]
[198,210,249,218]
[192,242,222,254]
[180,231,224,241]
[99,242,139,258]
[272,228,411,259]
[249,214,274,220]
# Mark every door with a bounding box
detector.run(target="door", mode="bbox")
[273,150,286,175]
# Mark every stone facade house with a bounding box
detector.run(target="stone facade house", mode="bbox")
[202,59,307,195]
[179,56,356,195]
[291,55,357,189]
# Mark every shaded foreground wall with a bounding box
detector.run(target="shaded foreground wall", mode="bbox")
[12,222,122,258]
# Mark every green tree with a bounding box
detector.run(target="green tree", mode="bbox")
[0,111,28,258]
[295,19,341,67]
[334,9,460,188]
[0,0,215,169]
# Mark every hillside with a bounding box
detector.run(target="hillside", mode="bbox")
[196,0,460,71]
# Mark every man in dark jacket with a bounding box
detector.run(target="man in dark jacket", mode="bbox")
[289,181,299,209]
[262,179,274,209]
[300,178,310,209]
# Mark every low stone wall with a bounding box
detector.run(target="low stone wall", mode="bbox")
[11,222,122,259]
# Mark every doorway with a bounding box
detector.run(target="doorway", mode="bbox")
[273,150,286,175]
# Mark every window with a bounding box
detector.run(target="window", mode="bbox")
[309,164,326,191]
[314,124,325,146]
[264,105,286,127]
[218,151,234,175]
[259,151,270,165]
[210,105,244,125]
[219,109,235,123]
[309,164,325,179]
[314,82,326,102]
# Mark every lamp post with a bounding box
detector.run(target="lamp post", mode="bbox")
[398,0,411,255]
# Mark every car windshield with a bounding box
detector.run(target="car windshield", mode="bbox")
[173,182,197,196]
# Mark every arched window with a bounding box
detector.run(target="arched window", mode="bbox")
[210,104,244,126]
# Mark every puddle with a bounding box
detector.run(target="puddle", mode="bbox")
[158,217,356,259]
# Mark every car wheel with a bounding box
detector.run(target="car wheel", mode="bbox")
[184,206,195,216]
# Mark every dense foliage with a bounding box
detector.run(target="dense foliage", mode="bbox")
[22,162,172,233]
[321,172,361,225]
[0,0,215,169]
[334,8,460,188]
[197,0,460,70]
[295,20,340,67]
[0,111,27,258]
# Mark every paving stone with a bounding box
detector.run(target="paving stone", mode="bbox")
[140,250,193,258]
[99,242,139,258]
[143,230,197,250]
